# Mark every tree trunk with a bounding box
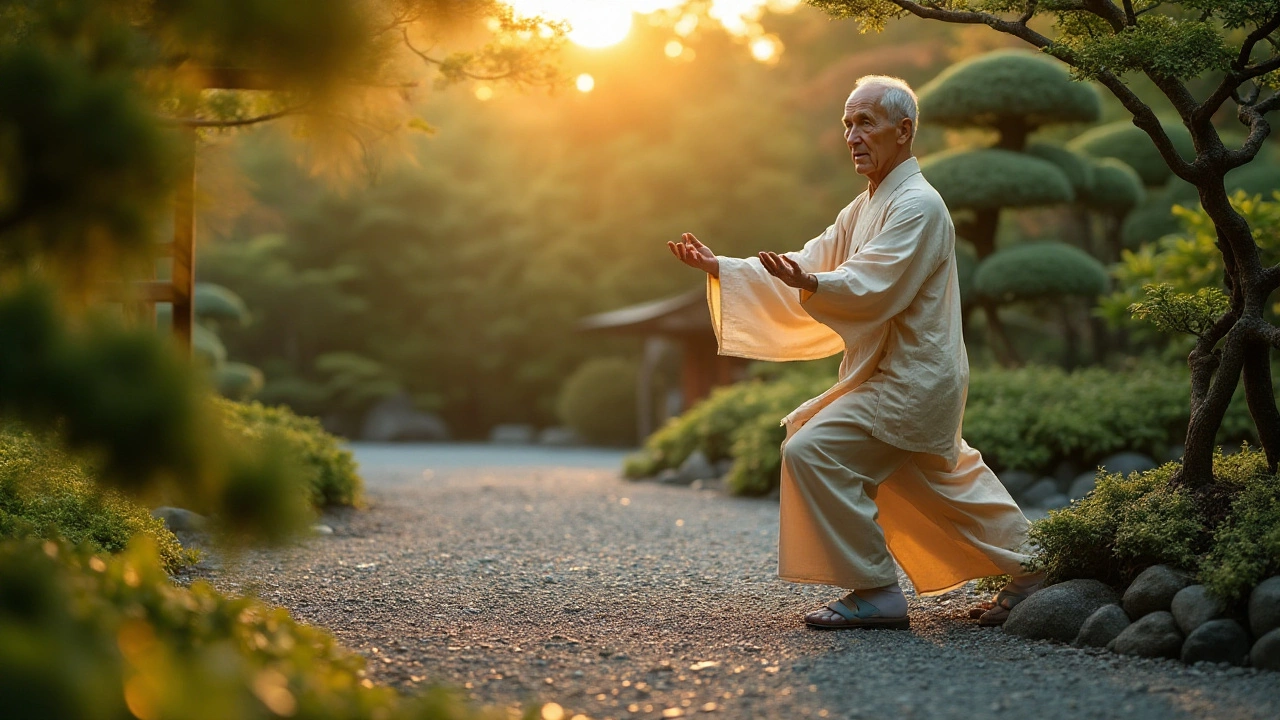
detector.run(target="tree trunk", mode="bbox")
[1241,334,1280,472]
[1061,300,1079,370]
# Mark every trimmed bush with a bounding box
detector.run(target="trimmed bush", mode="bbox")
[973,242,1109,302]
[1069,120,1196,187]
[557,358,638,447]
[194,282,250,325]
[0,537,483,720]
[1081,158,1146,215]
[0,424,193,572]
[216,399,362,508]
[921,148,1074,212]
[1027,142,1096,197]
[1029,446,1279,602]
[918,49,1100,130]
[636,363,1255,495]
[216,361,265,401]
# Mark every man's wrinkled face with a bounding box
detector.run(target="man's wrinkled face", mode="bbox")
[843,86,911,177]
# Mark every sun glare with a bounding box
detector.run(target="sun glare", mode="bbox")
[503,1,794,50]
[576,73,596,93]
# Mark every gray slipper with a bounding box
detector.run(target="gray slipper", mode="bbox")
[805,592,910,630]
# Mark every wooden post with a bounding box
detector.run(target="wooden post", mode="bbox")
[171,129,196,355]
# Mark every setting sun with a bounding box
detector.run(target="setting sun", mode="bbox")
[506,1,636,48]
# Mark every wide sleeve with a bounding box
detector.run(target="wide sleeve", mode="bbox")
[706,208,853,362]
[800,196,946,347]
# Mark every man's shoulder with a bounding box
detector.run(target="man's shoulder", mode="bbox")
[893,174,950,220]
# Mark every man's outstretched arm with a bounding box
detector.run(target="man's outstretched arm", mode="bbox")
[667,233,719,278]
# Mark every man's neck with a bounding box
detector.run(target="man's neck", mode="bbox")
[867,152,914,197]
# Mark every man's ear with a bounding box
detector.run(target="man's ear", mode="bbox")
[898,118,914,145]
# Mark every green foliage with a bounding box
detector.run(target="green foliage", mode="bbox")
[1029,446,1280,601]
[972,242,1109,302]
[963,363,1252,474]
[0,425,193,572]
[1121,181,1200,247]
[1026,143,1096,198]
[638,362,1254,494]
[917,49,1100,130]
[1128,283,1230,337]
[628,372,831,494]
[556,358,638,447]
[921,148,1074,212]
[0,537,487,720]
[216,362,266,401]
[216,399,362,509]
[1102,191,1280,337]
[955,243,978,306]
[1068,121,1196,187]
[1080,158,1145,216]
[194,283,250,326]
[193,324,228,367]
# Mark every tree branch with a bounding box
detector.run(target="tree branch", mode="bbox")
[885,0,1199,181]
[400,27,515,82]
[159,106,300,128]
[1200,12,1280,120]
[1228,92,1280,168]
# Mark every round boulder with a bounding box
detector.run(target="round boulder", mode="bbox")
[1074,604,1130,648]
[1122,565,1191,619]
[1004,579,1120,642]
[1098,452,1157,477]
[1171,585,1227,635]
[1251,628,1280,672]
[1018,478,1060,508]
[1108,611,1184,659]
[1249,576,1280,637]
[998,470,1038,496]
[151,506,207,533]
[1181,619,1251,666]
[1068,471,1096,501]
[677,450,718,484]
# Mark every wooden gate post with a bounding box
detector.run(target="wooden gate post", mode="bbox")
[171,129,196,355]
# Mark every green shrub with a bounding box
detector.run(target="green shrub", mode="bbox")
[1068,120,1196,187]
[216,361,265,401]
[1028,446,1280,602]
[972,242,1109,302]
[0,537,487,720]
[921,148,1075,212]
[556,358,638,447]
[0,424,193,572]
[216,399,362,508]
[917,49,1101,130]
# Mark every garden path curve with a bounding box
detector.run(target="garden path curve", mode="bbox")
[204,444,1280,720]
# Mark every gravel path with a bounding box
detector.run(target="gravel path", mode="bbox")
[194,444,1280,720]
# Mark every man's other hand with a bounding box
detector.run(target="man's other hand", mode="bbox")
[668,233,719,278]
[760,251,818,292]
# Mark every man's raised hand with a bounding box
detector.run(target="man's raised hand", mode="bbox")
[668,233,719,278]
[759,251,818,292]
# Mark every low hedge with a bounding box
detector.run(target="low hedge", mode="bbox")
[217,399,362,508]
[1029,446,1279,602]
[628,362,1253,495]
[0,424,193,572]
[0,537,486,720]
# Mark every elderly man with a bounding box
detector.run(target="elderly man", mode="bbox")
[668,76,1042,629]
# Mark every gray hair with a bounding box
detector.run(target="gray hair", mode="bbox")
[852,75,919,137]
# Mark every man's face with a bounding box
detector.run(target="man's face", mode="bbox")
[842,86,911,177]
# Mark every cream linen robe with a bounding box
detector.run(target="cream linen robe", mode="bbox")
[707,158,1031,596]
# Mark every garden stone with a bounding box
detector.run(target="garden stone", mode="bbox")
[1099,452,1156,477]
[1159,444,1185,463]
[311,524,334,536]
[1171,585,1226,635]
[1181,619,1250,666]
[1004,579,1119,642]
[151,507,207,532]
[1074,604,1129,648]
[1040,493,1071,510]
[1018,478,1058,508]
[1068,471,1096,500]
[998,470,1036,495]
[361,393,450,442]
[490,424,535,444]
[1250,628,1280,671]
[1248,576,1280,637]
[537,427,580,446]
[1122,565,1191,619]
[677,451,717,484]
[1052,460,1080,487]
[714,459,735,478]
[1108,611,1183,659]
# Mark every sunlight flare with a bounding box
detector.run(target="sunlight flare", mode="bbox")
[576,73,595,93]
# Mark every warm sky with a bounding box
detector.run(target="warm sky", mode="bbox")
[505,0,802,49]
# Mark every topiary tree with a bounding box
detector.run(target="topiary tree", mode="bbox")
[557,358,638,447]
[808,0,1280,488]
[1080,158,1147,262]
[1069,120,1197,187]
[918,49,1101,364]
[974,242,1110,366]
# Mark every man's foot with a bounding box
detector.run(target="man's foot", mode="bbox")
[974,572,1044,626]
[805,583,909,629]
